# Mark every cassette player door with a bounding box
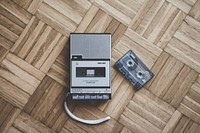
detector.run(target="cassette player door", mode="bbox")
[71,60,110,87]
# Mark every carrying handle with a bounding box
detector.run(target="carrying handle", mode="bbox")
[64,97,110,125]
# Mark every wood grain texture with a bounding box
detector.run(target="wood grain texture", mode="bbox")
[178,81,200,124]
[13,112,55,133]
[0,0,32,49]
[1,0,200,132]
[119,89,175,133]
[165,15,200,73]
[0,98,21,133]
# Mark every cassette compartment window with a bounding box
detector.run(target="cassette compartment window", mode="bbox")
[76,67,105,77]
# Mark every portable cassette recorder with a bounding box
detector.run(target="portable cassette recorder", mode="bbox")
[70,33,112,100]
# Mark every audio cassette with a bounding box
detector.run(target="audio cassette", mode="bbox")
[115,50,154,90]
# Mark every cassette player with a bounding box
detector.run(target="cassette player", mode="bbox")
[70,33,111,100]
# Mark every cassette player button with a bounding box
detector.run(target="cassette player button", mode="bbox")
[85,95,91,99]
[72,95,79,99]
[97,95,103,99]
[78,95,85,99]
[103,95,109,100]
[91,95,97,99]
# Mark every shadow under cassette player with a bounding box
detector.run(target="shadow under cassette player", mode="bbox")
[70,33,111,100]
[115,50,154,90]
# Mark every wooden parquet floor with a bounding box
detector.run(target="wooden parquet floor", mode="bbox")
[0,0,200,132]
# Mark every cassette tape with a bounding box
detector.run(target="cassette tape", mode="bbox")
[115,50,154,90]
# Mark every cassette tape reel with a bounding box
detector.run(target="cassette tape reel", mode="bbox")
[115,50,154,90]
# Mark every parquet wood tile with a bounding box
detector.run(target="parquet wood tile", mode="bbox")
[0,0,32,50]
[93,0,144,26]
[189,0,200,21]
[178,78,200,124]
[12,112,55,133]
[0,98,21,133]
[163,113,200,133]
[0,75,30,109]
[146,52,198,108]
[130,0,187,49]
[165,15,200,73]
[1,0,200,133]
[119,89,175,133]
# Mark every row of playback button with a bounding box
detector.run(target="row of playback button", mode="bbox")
[72,94,110,100]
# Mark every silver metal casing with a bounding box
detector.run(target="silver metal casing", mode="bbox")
[70,33,111,100]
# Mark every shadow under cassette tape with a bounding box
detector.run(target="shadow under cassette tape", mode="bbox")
[115,50,154,90]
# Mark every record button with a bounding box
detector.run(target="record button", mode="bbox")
[97,95,103,99]
[91,95,97,99]
[78,95,84,99]
[85,95,90,99]
[72,95,79,99]
[103,95,109,99]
